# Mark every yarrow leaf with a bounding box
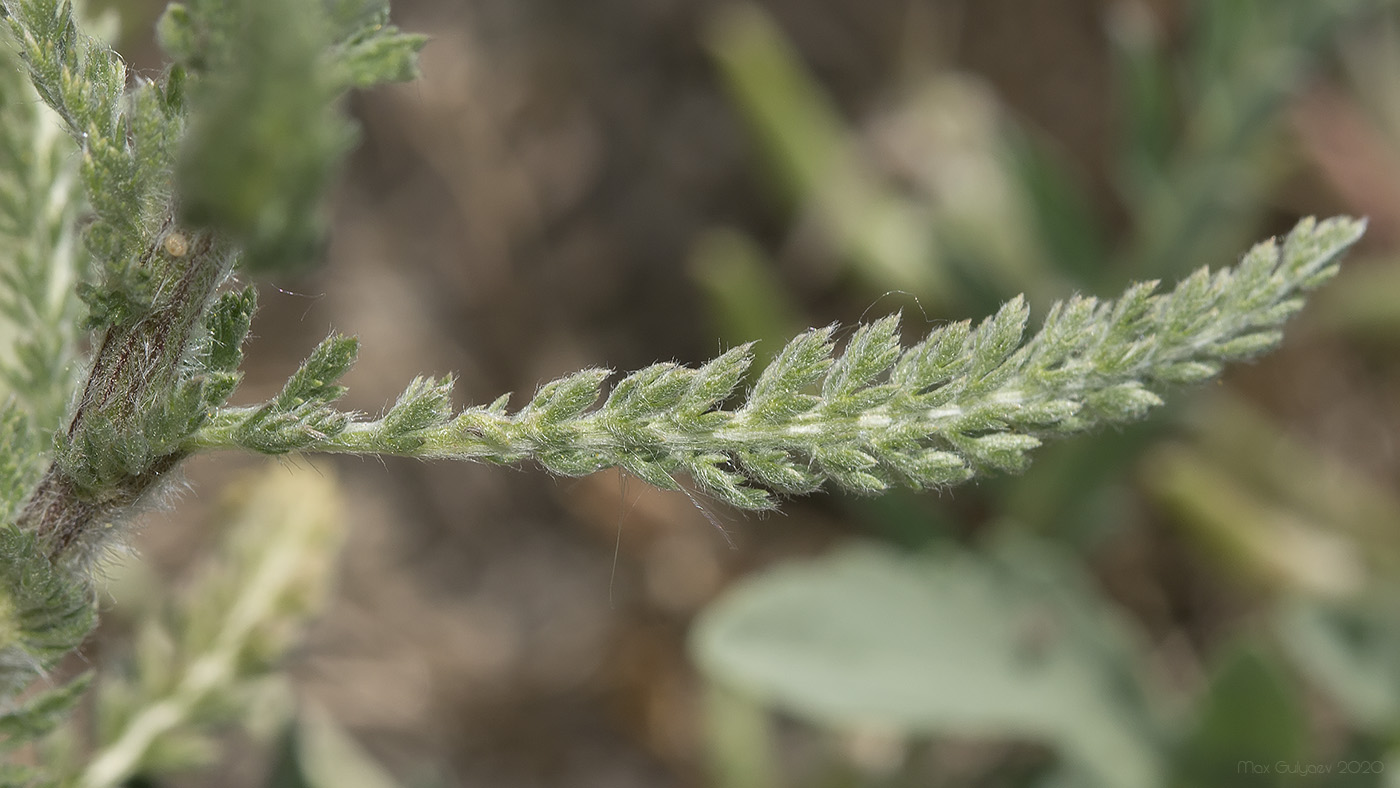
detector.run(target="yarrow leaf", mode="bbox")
[185,216,1365,510]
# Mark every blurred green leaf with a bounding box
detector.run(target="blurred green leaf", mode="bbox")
[1278,594,1400,731]
[175,0,352,273]
[170,0,421,275]
[78,462,346,788]
[268,704,403,788]
[1122,0,1364,282]
[689,228,805,366]
[1181,393,1400,570]
[1144,442,1365,598]
[1173,643,1308,788]
[333,11,427,89]
[690,539,1165,788]
[1314,256,1400,340]
[701,683,780,788]
[1003,129,1109,290]
[1000,420,1166,549]
[1109,1,1176,195]
[0,672,90,749]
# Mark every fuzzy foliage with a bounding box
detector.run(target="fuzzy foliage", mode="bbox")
[0,0,423,566]
[0,527,92,691]
[0,15,85,495]
[0,0,421,770]
[4,0,183,330]
[190,216,1364,510]
[73,465,344,788]
[0,525,94,756]
[0,0,1370,780]
[162,0,425,271]
[0,10,93,761]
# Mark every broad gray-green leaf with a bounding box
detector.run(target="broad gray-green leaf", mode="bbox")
[690,541,1164,788]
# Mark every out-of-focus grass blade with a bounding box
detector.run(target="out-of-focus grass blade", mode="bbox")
[705,3,948,298]
[1109,1,1176,201]
[1143,442,1365,599]
[1003,129,1110,289]
[689,228,805,368]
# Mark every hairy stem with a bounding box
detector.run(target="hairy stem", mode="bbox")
[20,225,229,560]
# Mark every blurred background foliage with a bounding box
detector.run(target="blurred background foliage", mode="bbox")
[57,0,1400,784]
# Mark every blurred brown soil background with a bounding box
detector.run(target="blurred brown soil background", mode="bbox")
[87,0,1400,785]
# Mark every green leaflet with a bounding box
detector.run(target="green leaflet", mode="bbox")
[0,526,95,698]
